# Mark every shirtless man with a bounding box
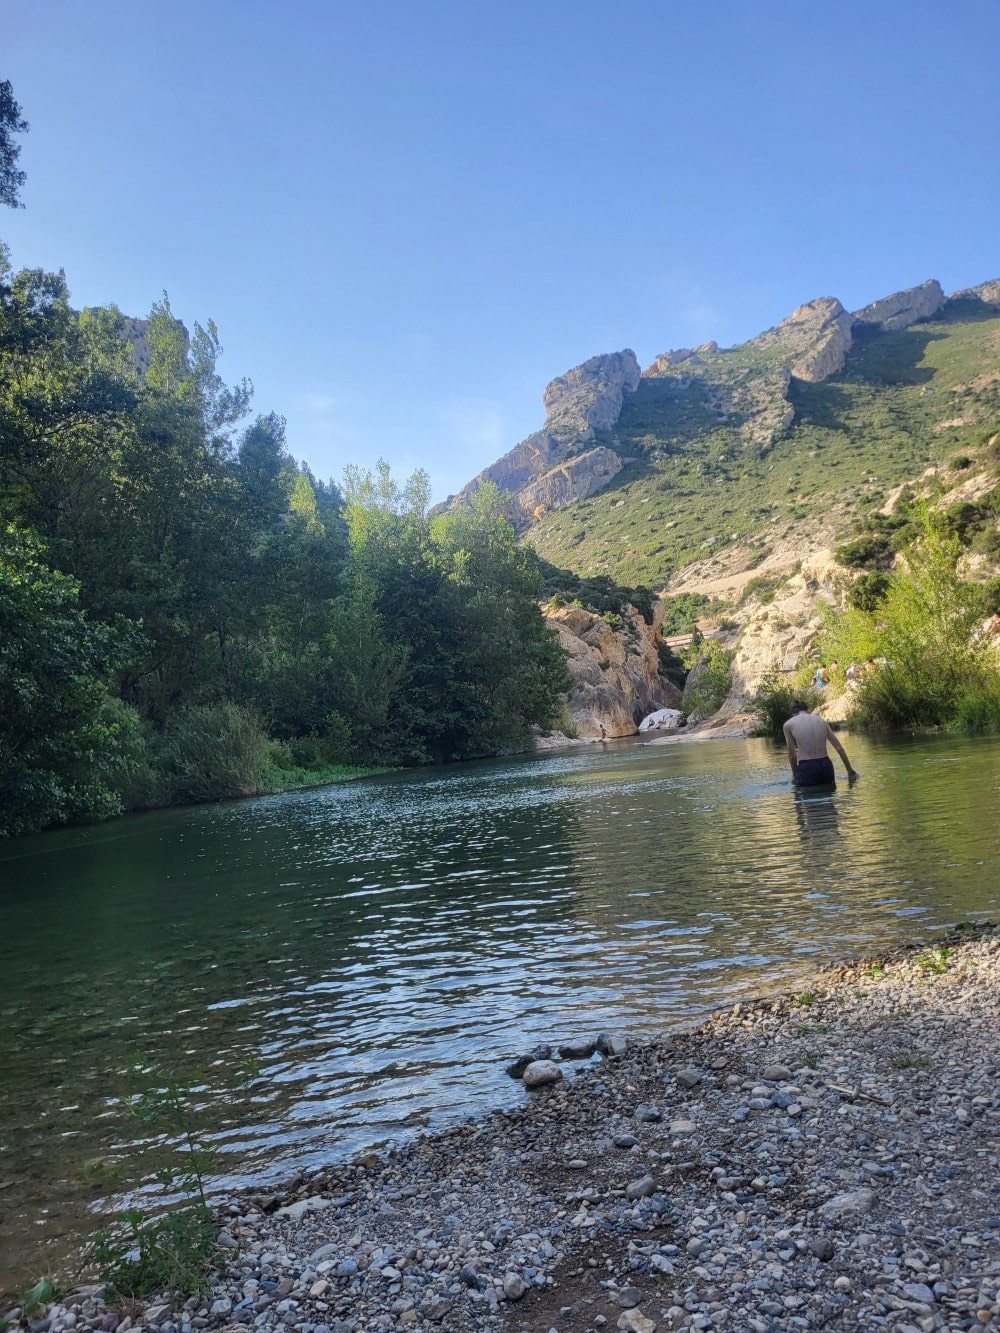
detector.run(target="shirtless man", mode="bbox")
[782,701,859,786]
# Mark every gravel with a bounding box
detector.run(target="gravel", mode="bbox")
[12,926,1000,1333]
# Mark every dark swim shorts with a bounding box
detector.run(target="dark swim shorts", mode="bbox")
[796,756,836,786]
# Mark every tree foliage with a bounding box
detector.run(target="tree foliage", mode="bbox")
[821,514,1000,730]
[0,79,28,208]
[0,255,569,834]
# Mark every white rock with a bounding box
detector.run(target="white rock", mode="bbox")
[818,1188,874,1220]
[617,1310,657,1333]
[523,1060,563,1089]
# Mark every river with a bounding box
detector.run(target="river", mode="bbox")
[1,732,998,1292]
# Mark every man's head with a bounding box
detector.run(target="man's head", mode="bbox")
[790,700,811,715]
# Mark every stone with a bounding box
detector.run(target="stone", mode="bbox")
[616,1288,642,1308]
[626,1175,656,1201]
[522,1060,562,1089]
[903,1284,935,1305]
[558,1039,597,1060]
[634,1105,661,1123]
[674,1069,701,1089]
[809,1237,835,1261]
[669,1119,695,1134]
[617,1311,656,1333]
[818,1188,874,1220]
[614,1133,639,1148]
[209,1300,232,1318]
[596,1032,628,1057]
[502,1273,526,1301]
[762,1064,791,1081]
[334,1261,357,1280]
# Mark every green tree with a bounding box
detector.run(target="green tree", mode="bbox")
[0,528,131,835]
[0,80,28,208]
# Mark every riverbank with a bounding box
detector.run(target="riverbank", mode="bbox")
[24,925,1000,1333]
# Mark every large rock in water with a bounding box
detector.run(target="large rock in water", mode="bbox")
[543,603,682,739]
[452,350,640,522]
[852,279,944,330]
[751,296,853,383]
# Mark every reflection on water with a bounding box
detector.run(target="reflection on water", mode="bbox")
[1,732,999,1289]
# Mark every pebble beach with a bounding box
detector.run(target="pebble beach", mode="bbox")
[12,925,1000,1333]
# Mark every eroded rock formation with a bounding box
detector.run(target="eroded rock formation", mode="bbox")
[852,279,944,330]
[454,350,640,523]
[752,296,854,383]
[542,603,681,739]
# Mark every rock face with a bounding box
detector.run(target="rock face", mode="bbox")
[752,296,854,383]
[121,314,190,377]
[947,278,1000,311]
[543,603,682,739]
[722,549,850,713]
[853,279,944,330]
[518,447,623,518]
[453,350,640,522]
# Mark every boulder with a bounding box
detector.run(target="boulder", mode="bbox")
[522,1060,563,1089]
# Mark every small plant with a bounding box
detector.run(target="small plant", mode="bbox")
[889,1051,929,1069]
[803,1050,820,1069]
[92,1062,254,1299]
[917,947,951,975]
[794,991,817,1007]
[863,963,884,980]
[22,1278,58,1318]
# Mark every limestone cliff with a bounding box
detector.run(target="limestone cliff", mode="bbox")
[453,350,640,525]
[751,296,854,383]
[542,602,681,740]
[852,279,944,330]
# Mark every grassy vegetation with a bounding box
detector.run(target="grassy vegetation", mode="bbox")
[525,310,1000,587]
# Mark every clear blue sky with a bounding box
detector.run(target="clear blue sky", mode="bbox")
[5,0,1000,500]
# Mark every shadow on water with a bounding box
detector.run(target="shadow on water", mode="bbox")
[1,732,999,1289]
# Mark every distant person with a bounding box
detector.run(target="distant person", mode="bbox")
[783,701,859,787]
[813,663,829,689]
[829,660,839,677]
[846,661,860,689]
[599,723,607,740]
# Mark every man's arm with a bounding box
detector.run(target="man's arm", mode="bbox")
[826,723,859,781]
[782,720,798,781]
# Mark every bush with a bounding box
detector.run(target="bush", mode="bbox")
[681,641,734,721]
[950,688,1000,733]
[162,703,269,803]
[821,517,1000,731]
[847,571,891,612]
[657,642,687,690]
[750,673,797,742]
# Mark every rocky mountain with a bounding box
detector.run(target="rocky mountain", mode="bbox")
[451,280,1000,599]
[453,350,641,524]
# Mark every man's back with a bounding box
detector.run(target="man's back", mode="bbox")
[783,710,832,760]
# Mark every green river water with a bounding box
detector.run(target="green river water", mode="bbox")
[1,732,999,1291]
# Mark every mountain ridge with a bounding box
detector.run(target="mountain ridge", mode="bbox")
[451,276,1000,591]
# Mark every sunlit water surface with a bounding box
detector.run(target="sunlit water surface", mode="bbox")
[2,732,999,1289]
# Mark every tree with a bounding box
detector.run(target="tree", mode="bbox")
[0,528,131,835]
[0,80,28,208]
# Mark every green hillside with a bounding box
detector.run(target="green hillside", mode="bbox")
[526,303,1000,588]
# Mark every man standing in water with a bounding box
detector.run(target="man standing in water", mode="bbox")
[783,701,859,786]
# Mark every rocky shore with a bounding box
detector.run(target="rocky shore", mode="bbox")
[14,928,1000,1333]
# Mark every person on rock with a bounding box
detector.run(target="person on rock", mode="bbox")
[783,701,859,787]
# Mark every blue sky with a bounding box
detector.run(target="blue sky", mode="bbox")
[4,0,1000,500]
